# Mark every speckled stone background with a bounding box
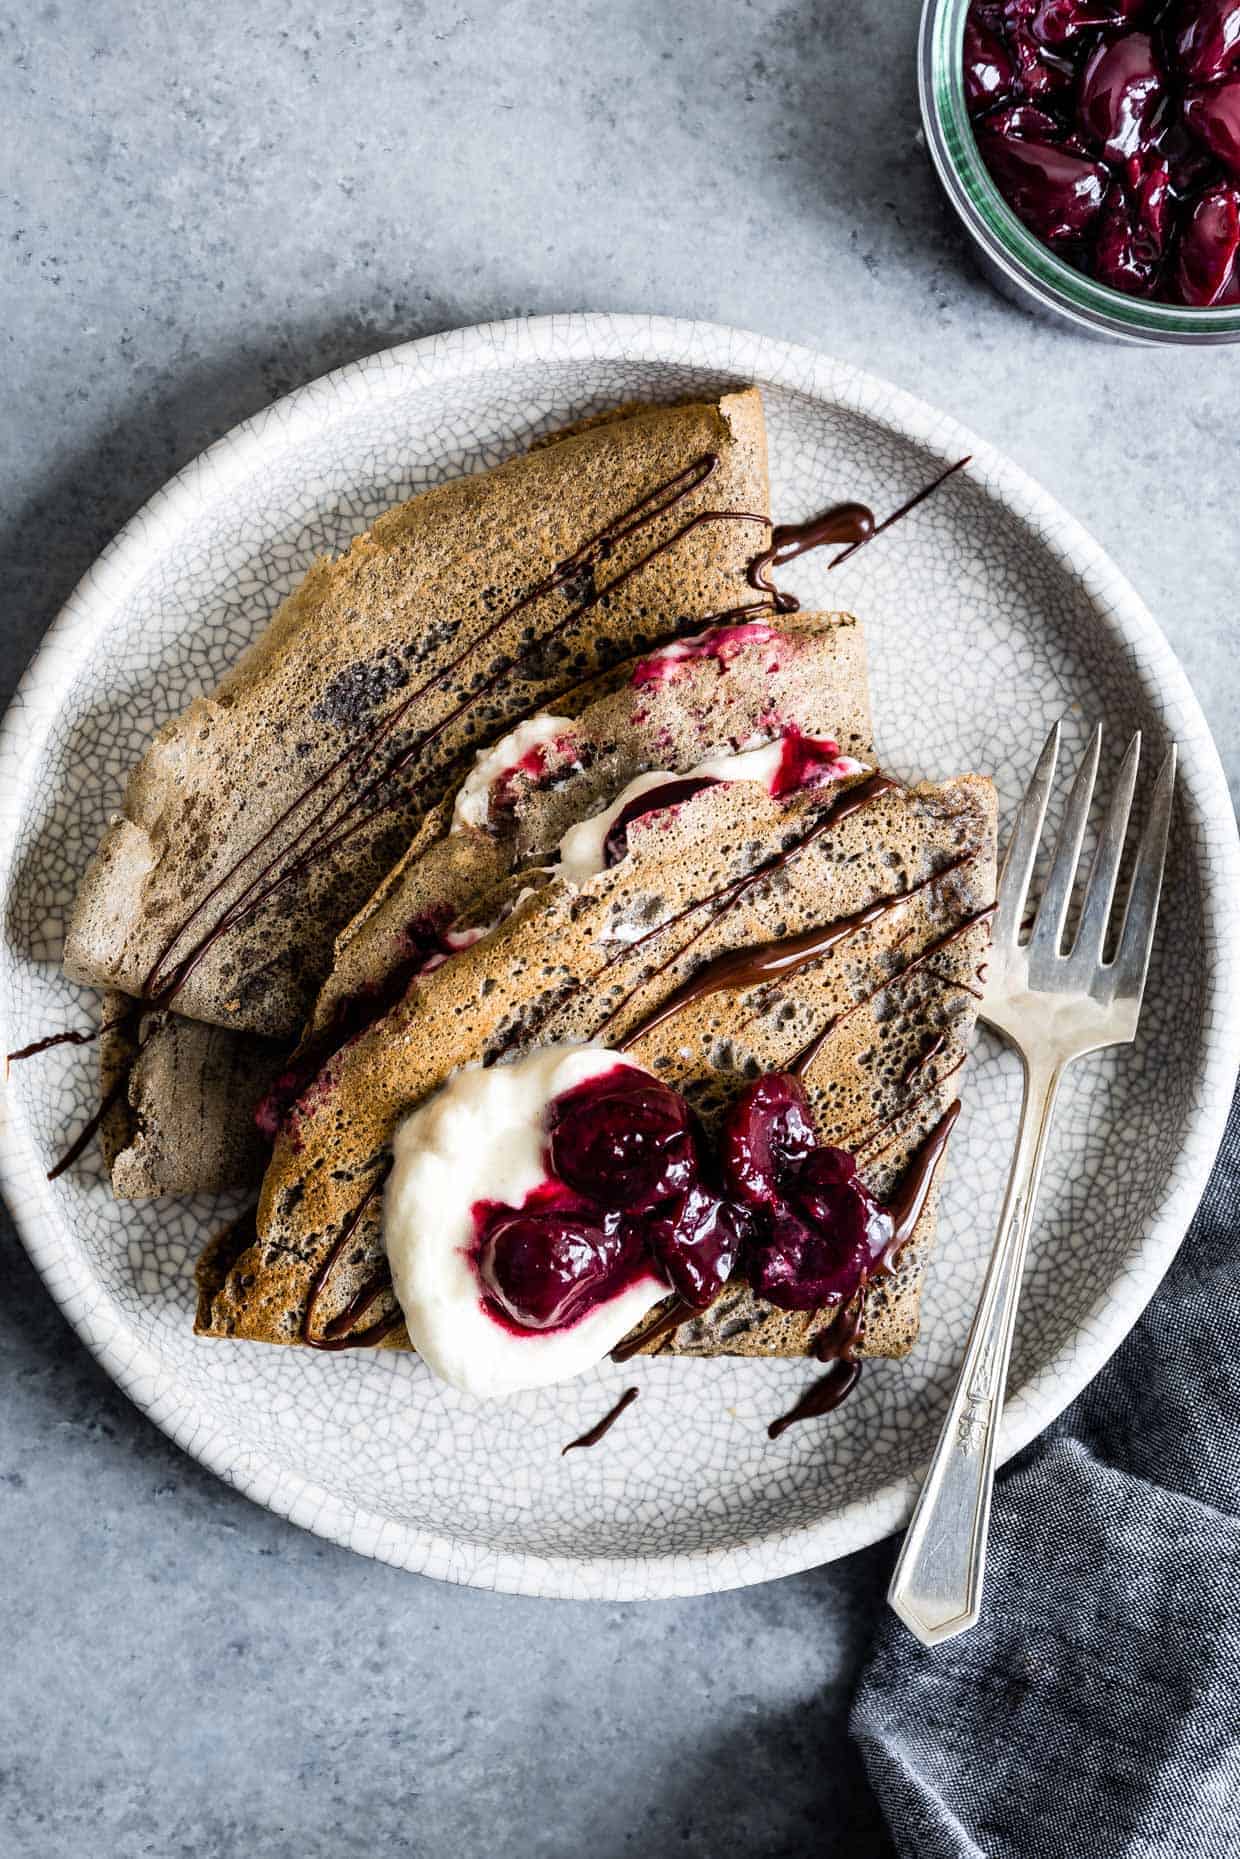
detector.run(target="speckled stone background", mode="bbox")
[3,4,1238,1855]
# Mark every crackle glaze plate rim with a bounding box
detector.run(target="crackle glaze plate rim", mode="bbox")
[2,312,1238,1601]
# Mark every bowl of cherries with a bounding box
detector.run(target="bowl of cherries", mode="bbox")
[919,0,1240,339]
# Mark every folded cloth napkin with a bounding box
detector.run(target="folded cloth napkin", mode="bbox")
[851,1082,1240,1859]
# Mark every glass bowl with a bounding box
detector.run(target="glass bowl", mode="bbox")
[918,0,1240,344]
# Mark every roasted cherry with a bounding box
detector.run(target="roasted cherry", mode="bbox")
[1183,78,1240,178]
[1174,182,1240,304]
[601,777,717,868]
[976,118,1108,241]
[548,1068,697,1212]
[965,8,1019,108]
[980,101,1071,140]
[479,1210,639,1331]
[966,0,1240,307]
[1002,6,1077,104]
[747,1149,893,1313]
[1077,32,1164,164]
[790,1147,894,1261]
[643,1182,751,1310]
[722,1072,818,1209]
[1092,176,1162,292]
[1170,0,1240,85]
[748,1207,870,1313]
[1028,0,1142,46]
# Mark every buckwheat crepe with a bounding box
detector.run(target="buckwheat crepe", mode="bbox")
[305,611,873,1050]
[196,771,996,1361]
[66,390,771,1042]
[106,609,871,1196]
[99,994,285,1196]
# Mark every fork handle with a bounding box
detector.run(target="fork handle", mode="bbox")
[887,1054,1064,1646]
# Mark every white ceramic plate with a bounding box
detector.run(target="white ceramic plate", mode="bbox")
[2,313,1237,1600]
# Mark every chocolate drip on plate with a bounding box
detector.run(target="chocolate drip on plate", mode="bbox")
[561,1386,640,1453]
[828,457,971,571]
[767,1359,863,1437]
[7,1003,136,1064]
[747,504,876,608]
[740,455,970,613]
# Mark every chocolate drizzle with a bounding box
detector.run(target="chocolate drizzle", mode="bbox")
[40,1000,147,1184]
[881,1099,962,1262]
[616,851,975,1055]
[855,1055,967,1165]
[44,1069,130,1183]
[828,457,972,572]
[610,1297,694,1362]
[902,1032,947,1088]
[787,902,995,1080]
[300,1163,401,1351]
[747,504,876,609]
[767,1101,962,1435]
[561,1386,640,1453]
[595,771,900,1042]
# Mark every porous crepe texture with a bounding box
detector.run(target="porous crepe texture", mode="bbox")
[106,612,869,1196]
[307,612,872,1045]
[65,391,770,1040]
[196,773,996,1361]
[99,993,285,1196]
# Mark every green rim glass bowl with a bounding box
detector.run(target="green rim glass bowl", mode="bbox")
[918,0,1240,345]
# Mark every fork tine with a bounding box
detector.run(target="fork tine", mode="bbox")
[1030,723,1101,957]
[1111,744,1176,1000]
[993,720,1061,949]
[1068,731,1140,968]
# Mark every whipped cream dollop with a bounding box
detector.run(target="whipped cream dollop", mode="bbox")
[555,744,781,885]
[385,1045,667,1398]
[555,735,864,885]
[451,714,575,831]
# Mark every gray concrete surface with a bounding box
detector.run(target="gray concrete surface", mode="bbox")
[2,3,1236,1854]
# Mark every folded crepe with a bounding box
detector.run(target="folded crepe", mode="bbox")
[196,770,996,1361]
[303,610,872,1053]
[97,994,285,1196]
[107,609,870,1196]
[65,389,771,1042]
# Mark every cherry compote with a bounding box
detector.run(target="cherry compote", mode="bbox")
[548,1070,697,1212]
[478,1207,642,1332]
[475,1063,894,1336]
[722,1074,893,1313]
[474,1065,737,1334]
[642,1182,753,1308]
[966,0,1240,303]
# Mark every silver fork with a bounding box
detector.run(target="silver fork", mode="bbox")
[888,720,1176,1647]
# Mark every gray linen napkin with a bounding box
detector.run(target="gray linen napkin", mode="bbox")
[851,1083,1240,1859]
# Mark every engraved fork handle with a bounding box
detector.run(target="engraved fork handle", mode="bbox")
[887,1053,1064,1646]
